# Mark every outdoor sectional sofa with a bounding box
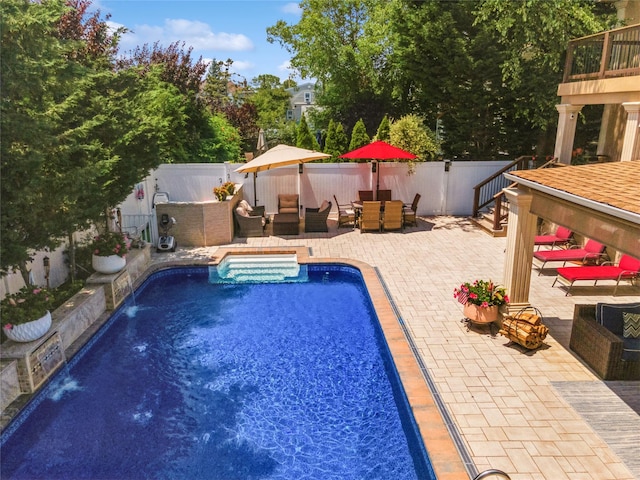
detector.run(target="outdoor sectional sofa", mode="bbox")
[570,302,640,380]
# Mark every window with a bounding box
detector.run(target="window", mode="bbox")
[286,110,293,120]
[304,92,311,104]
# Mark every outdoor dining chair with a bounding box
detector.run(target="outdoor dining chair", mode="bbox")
[333,195,355,228]
[377,190,392,204]
[382,200,403,231]
[360,201,381,233]
[403,194,421,226]
[358,190,374,202]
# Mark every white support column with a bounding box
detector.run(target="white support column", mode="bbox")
[620,102,640,161]
[554,104,584,165]
[503,187,537,314]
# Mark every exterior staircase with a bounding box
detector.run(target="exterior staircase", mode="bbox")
[469,156,560,237]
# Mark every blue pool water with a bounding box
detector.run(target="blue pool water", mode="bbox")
[1,265,436,480]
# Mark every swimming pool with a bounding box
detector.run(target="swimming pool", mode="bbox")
[1,265,436,479]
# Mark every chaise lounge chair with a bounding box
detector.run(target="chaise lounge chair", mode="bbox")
[553,254,640,295]
[533,239,606,274]
[534,225,573,250]
[305,200,332,232]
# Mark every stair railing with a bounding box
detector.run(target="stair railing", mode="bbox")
[494,157,562,229]
[472,156,532,218]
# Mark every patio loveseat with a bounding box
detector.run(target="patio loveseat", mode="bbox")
[570,303,640,380]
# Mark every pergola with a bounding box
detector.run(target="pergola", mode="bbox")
[500,160,640,310]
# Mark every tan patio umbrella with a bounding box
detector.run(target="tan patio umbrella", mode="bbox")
[235,144,330,205]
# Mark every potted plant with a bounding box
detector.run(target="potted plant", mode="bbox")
[213,186,228,201]
[90,231,129,274]
[1,286,55,342]
[222,181,236,196]
[453,279,509,324]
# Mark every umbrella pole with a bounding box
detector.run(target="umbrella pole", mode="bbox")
[376,161,380,200]
[253,172,257,207]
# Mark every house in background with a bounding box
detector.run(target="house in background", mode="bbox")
[285,82,318,122]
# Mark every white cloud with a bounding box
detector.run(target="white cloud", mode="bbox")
[118,19,253,53]
[106,20,126,36]
[282,3,302,15]
[278,60,292,72]
[231,60,254,71]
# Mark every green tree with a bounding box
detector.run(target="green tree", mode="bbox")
[349,118,370,152]
[296,115,319,150]
[375,115,390,142]
[1,0,204,279]
[474,0,615,130]
[267,0,396,133]
[389,115,439,161]
[323,120,338,160]
[334,122,349,156]
[200,58,234,113]
[251,74,291,131]
[193,113,242,162]
[1,0,77,279]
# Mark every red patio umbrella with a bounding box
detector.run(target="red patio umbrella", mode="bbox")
[339,141,417,196]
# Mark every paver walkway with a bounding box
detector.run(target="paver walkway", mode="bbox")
[157,216,640,480]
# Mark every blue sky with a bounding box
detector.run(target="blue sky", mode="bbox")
[96,0,302,83]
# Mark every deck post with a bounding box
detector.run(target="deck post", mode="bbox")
[502,186,537,314]
[620,102,640,161]
[553,104,584,165]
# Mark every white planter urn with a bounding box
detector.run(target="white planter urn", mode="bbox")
[92,254,126,274]
[4,311,52,342]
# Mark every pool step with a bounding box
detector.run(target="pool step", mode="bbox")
[209,254,308,284]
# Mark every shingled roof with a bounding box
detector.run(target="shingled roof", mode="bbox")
[507,160,640,217]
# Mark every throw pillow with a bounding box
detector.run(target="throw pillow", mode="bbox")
[623,312,640,338]
[235,206,249,217]
[622,312,640,362]
[596,302,640,336]
[239,200,253,212]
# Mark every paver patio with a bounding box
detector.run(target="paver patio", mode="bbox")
[154,215,640,480]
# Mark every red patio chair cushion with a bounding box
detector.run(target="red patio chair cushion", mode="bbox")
[556,265,630,282]
[535,226,573,246]
[557,255,640,282]
[534,239,604,262]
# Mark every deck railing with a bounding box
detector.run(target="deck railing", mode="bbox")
[563,24,640,82]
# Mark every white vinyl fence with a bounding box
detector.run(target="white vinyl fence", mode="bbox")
[132,160,510,218]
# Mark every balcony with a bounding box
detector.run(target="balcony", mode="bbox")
[558,24,640,104]
[563,24,640,82]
